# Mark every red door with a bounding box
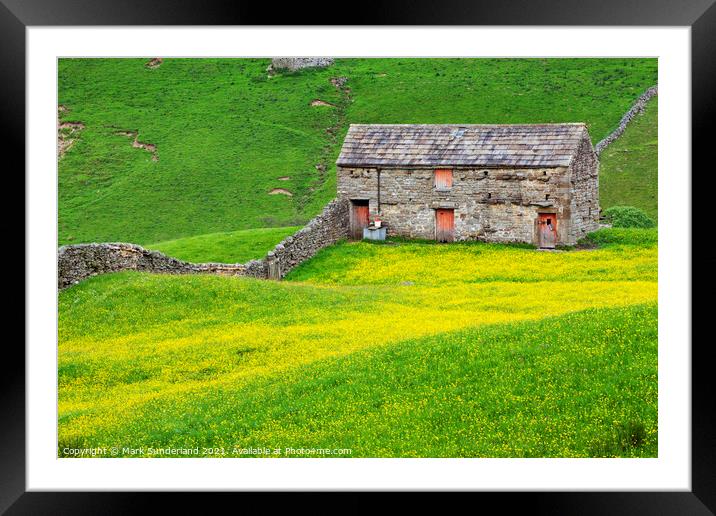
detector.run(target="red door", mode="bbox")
[538,213,557,248]
[351,202,369,240]
[435,209,454,242]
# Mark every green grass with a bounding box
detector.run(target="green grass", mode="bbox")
[284,229,657,286]
[59,58,657,246]
[58,228,657,457]
[148,226,300,263]
[599,98,658,221]
[61,303,657,458]
[578,227,658,248]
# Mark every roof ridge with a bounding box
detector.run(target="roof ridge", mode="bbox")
[338,123,591,168]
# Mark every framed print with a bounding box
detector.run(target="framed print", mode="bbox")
[6,0,715,512]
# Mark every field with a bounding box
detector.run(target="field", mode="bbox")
[58,58,659,458]
[59,58,657,257]
[148,226,301,263]
[599,97,658,222]
[58,228,658,457]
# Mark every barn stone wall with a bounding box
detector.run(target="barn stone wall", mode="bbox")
[338,165,580,245]
[58,199,350,289]
[568,134,601,242]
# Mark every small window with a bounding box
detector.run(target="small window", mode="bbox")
[434,169,453,190]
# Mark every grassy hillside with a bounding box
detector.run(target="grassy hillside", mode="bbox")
[58,228,657,457]
[148,226,300,263]
[599,97,658,221]
[59,58,657,247]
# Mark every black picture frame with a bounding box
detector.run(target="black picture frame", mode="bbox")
[6,0,714,512]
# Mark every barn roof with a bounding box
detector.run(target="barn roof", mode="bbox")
[336,123,591,168]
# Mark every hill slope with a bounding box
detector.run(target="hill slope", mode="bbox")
[59,58,658,246]
[598,97,658,221]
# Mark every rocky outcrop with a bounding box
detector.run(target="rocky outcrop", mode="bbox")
[58,198,350,288]
[57,106,84,158]
[594,85,658,157]
[268,58,334,73]
[115,130,159,162]
[146,58,163,69]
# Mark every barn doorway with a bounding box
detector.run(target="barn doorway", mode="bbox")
[537,213,557,249]
[350,199,370,240]
[435,208,455,242]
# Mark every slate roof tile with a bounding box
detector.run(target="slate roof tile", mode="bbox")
[336,124,591,168]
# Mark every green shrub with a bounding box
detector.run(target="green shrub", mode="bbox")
[602,206,656,228]
[578,227,658,248]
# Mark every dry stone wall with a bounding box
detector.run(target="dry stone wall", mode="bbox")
[58,199,350,289]
[57,243,266,289]
[594,85,658,157]
[266,198,349,279]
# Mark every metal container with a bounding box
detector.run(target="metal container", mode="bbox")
[363,226,387,241]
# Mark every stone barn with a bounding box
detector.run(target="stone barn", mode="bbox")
[336,123,599,248]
